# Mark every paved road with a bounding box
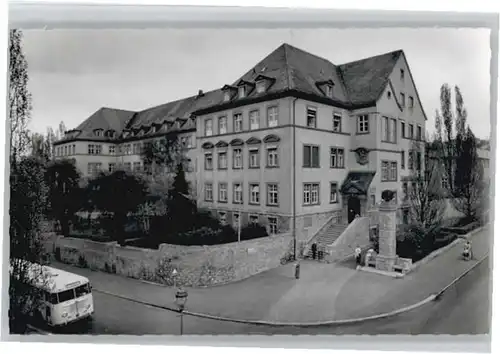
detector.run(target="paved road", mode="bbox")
[38,255,490,336]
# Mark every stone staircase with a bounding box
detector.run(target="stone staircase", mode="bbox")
[306,223,348,259]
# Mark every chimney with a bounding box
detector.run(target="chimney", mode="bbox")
[197,89,204,97]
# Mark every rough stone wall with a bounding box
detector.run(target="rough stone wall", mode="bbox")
[45,232,293,287]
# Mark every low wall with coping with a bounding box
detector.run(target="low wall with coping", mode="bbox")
[43,232,293,287]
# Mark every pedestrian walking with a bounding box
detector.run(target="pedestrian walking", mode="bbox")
[355,245,362,269]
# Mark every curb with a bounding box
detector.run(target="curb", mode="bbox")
[410,224,487,272]
[93,252,489,327]
[26,324,52,335]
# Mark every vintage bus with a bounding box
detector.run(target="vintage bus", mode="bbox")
[11,259,95,327]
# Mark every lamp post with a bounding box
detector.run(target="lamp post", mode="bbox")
[175,287,188,335]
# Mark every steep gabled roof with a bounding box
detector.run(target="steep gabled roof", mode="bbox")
[62,43,409,143]
[338,50,403,106]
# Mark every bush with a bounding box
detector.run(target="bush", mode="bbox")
[240,223,268,241]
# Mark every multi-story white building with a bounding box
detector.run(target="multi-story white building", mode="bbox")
[54,43,427,241]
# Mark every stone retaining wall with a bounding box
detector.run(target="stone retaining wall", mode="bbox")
[43,233,293,287]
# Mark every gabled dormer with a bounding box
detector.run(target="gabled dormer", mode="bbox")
[236,79,255,99]
[254,74,276,94]
[105,129,116,139]
[221,85,237,102]
[315,79,335,98]
[93,128,104,137]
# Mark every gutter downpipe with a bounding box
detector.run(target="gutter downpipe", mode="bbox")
[292,97,299,260]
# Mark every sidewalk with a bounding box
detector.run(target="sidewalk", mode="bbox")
[51,226,491,324]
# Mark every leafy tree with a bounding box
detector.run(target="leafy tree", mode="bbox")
[45,160,82,236]
[142,133,185,176]
[451,127,486,222]
[9,29,32,163]
[172,162,189,195]
[86,170,148,242]
[9,157,49,333]
[405,140,446,255]
[9,29,49,333]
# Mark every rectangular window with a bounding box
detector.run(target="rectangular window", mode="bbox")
[267,106,278,127]
[330,147,345,168]
[109,145,116,155]
[72,144,76,155]
[238,86,246,99]
[267,183,279,206]
[219,212,227,225]
[400,93,406,107]
[88,144,95,155]
[303,183,320,205]
[204,153,213,170]
[409,150,414,170]
[133,162,141,172]
[132,143,140,155]
[124,162,131,171]
[256,81,266,93]
[390,161,398,181]
[401,121,406,138]
[409,124,414,139]
[266,147,279,167]
[249,215,259,224]
[333,113,342,132]
[357,115,369,133]
[223,91,231,102]
[125,144,131,155]
[401,151,405,169]
[416,151,422,171]
[108,163,116,173]
[204,183,213,201]
[268,217,278,234]
[400,69,405,81]
[64,146,68,156]
[409,96,414,108]
[330,182,339,204]
[218,183,228,202]
[218,116,227,134]
[249,149,260,168]
[381,161,397,182]
[390,118,397,143]
[325,85,334,97]
[87,163,102,175]
[303,145,320,168]
[233,183,243,204]
[306,107,317,128]
[233,148,242,169]
[250,110,260,130]
[417,126,423,141]
[218,151,228,169]
[382,116,389,141]
[96,145,102,154]
[249,183,260,205]
[205,119,213,136]
[233,113,243,132]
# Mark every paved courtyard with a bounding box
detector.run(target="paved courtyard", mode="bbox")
[51,226,491,323]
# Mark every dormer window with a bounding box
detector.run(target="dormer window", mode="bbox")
[238,86,246,99]
[325,84,334,98]
[223,91,231,102]
[94,129,103,137]
[256,81,266,94]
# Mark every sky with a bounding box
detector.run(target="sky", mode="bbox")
[22,27,492,139]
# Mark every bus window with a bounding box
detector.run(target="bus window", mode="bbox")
[75,283,91,298]
[49,293,58,304]
[44,291,58,304]
[57,289,75,303]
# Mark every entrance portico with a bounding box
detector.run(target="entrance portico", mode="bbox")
[340,171,376,223]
